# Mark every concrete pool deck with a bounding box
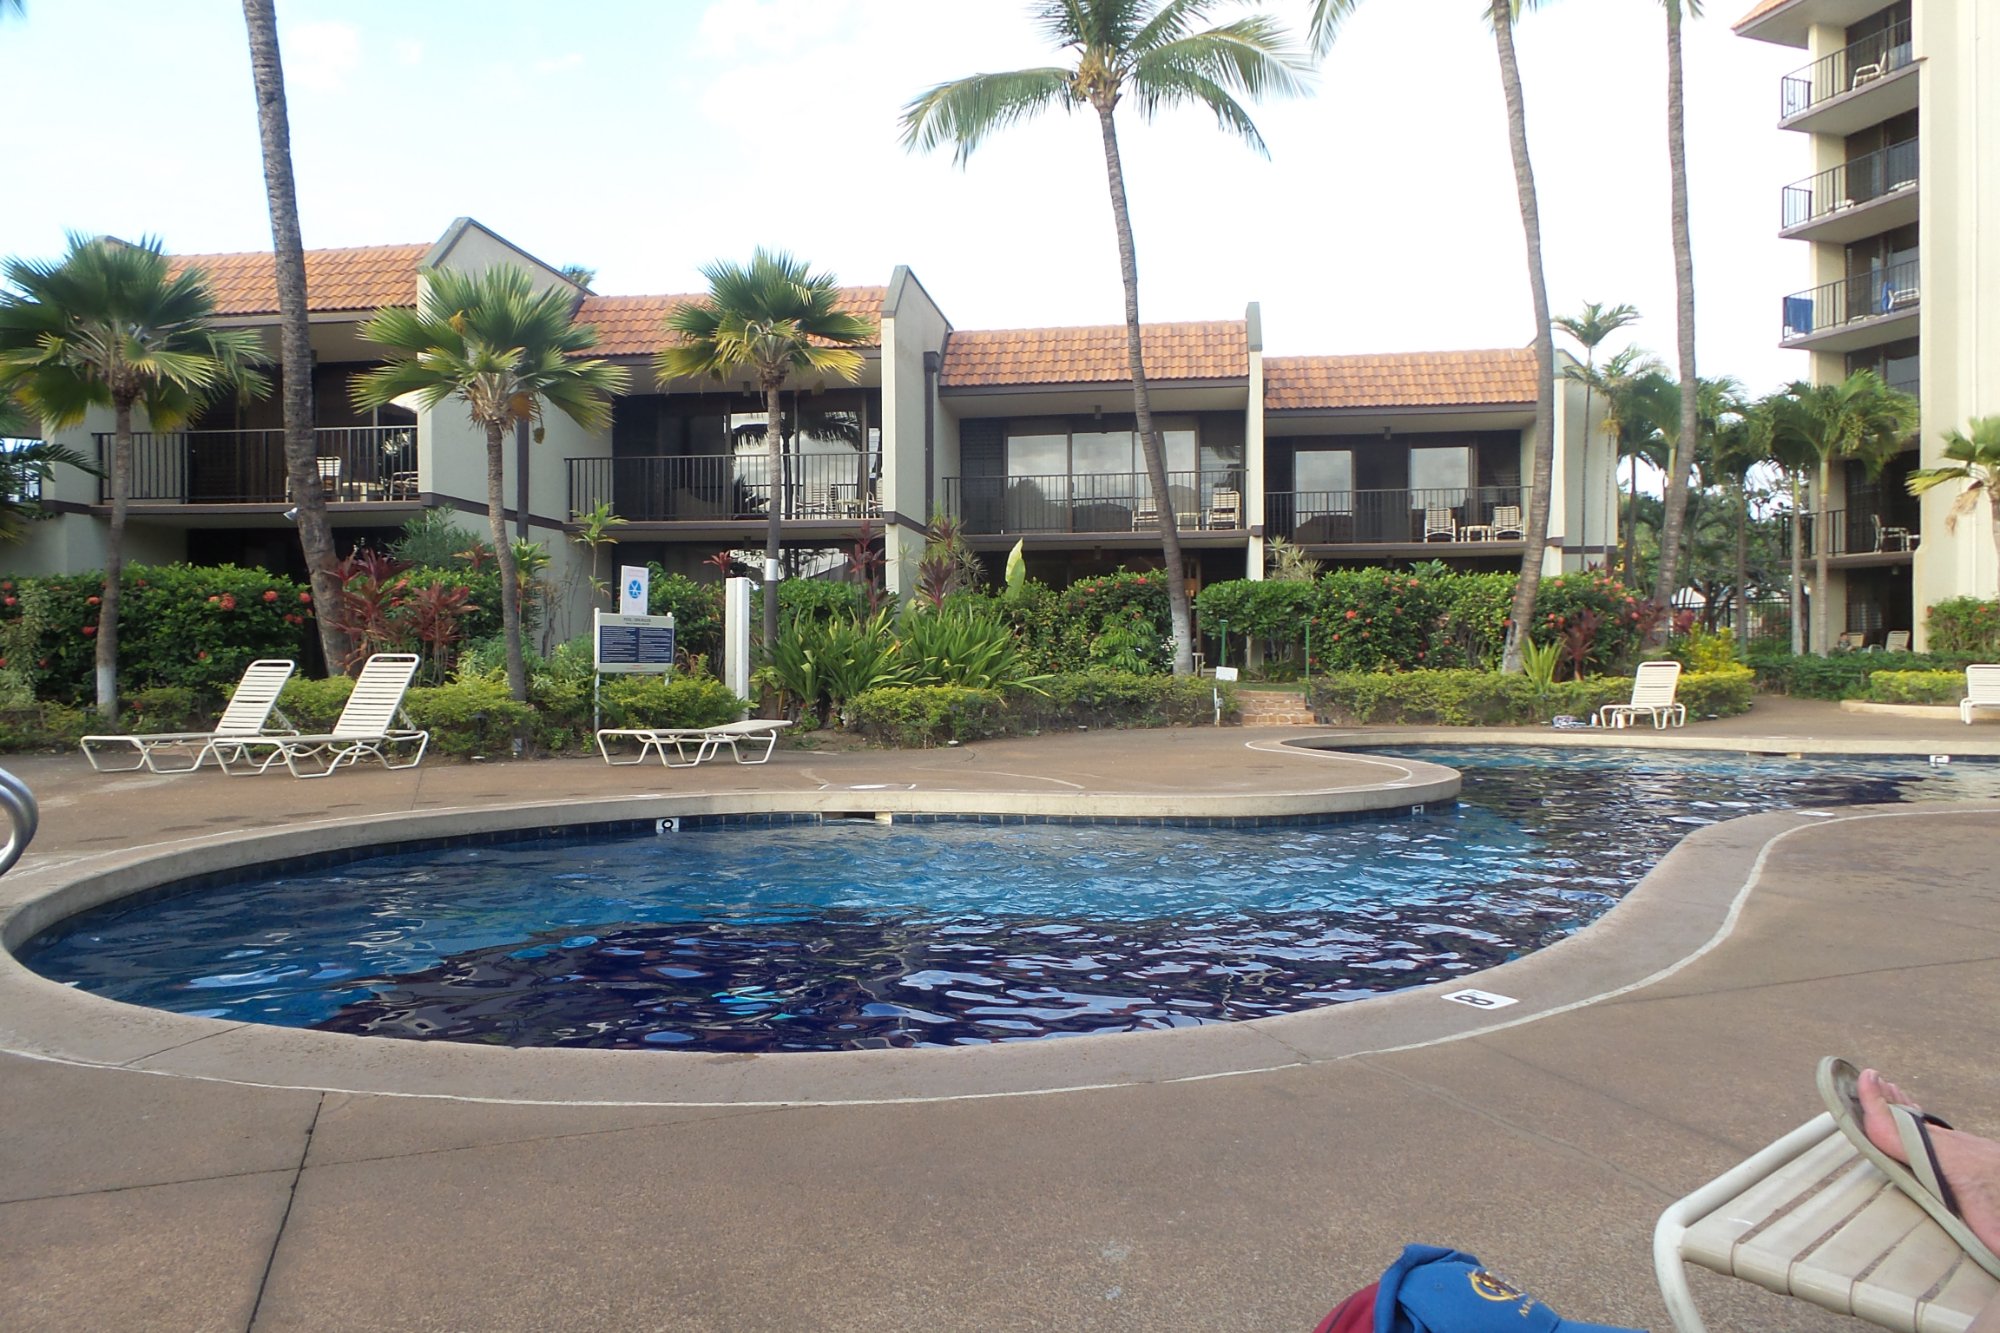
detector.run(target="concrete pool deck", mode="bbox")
[2,697,1998,1330]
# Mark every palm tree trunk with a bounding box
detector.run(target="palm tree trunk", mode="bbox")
[242,0,345,676]
[1789,471,1805,655]
[1814,456,1832,654]
[486,422,527,702]
[1733,481,1751,643]
[97,398,133,720]
[1624,451,1639,585]
[1651,0,1700,618]
[1094,103,1193,676]
[762,382,784,655]
[1490,0,1557,675]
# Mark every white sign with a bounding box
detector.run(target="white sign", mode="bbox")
[1442,988,1518,1010]
[618,564,650,616]
[1213,666,1240,682]
[594,610,676,675]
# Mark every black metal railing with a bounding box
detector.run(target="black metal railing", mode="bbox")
[1781,258,1920,342]
[943,470,1243,535]
[567,452,881,523]
[94,425,417,504]
[1780,19,1913,119]
[1781,506,1921,557]
[1781,138,1918,229]
[1265,486,1524,544]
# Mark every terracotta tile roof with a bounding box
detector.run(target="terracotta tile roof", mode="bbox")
[939,320,1247,388]
[1263,349,1538,411]
[1734,0,1792,29]
[167,243,428,317]
[578,287,886,358]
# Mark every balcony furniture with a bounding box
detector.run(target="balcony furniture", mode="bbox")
[1837,631,1869,652]
[1134,497,1159,529]
[388,472,420,500]
[317,456,342,496]
[1461,525,1494,542]
[799,485,837,518]
[1873,515,1913,552]
[1884,630,1911,653]
[1490,505,1525,540]
[1851,60,1883,89]
[1884,287,1919,312]
[1422,504,1458,542]
[1204,487,1242,530]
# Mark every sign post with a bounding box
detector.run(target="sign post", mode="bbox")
[592,609,676,732]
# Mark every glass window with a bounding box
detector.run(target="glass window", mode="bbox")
[1007,433,1068,480]
[1410,446,1470,504]
[1296,450,1353,515]
[1071,431,1134,476]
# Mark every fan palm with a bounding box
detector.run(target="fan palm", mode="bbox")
[352,265,628,702]
[655,249,875,654]
[1555,302,1640,569]
[1907,416,2000,577]
[1765,371,1916,654]
[0,392,99,545]
[0,234,265,718]
[903,0,1312,676]
[1651,0,1705,618]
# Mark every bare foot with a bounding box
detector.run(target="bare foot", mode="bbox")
[1858,1068,2000,1261]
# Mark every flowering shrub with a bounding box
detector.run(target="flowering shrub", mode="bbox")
[1529,570,1650,673]
[1926,598,2000,655]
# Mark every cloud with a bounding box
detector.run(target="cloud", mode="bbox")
[533,52,585,75]
[696,0,856,59]
[392,39,424,67]
[285,21,362,93]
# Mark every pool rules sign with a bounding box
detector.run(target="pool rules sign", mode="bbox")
[593,610,676,675]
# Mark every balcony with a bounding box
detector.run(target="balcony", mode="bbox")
[567,453,882,525]
[1784,506,1920,560]
[1780,139,1918,243]
[1266,486,1524,547]
[945,471,1243,536]
[1781,259,1919,351]
[1778,21,1916,136]
[94,425,418,505]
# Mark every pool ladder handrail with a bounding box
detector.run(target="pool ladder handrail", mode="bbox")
[0,765,39,877]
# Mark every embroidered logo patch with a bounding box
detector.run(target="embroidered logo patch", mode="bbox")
[1468,1270,1526,1303]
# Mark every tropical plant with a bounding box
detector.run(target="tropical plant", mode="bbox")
[898,603,1042,691]
[241,0,343,673]
[0,396,98,543]
[351,265,627,702]
[389,509,483,569]
[903,0,1311,676]
[1907,416,2000,576]
[1263,535,1321,582]
[1651,0,1705,620]
[0,234,265,718]
[1765,371,1918,654]
[655,249,874,655]
[1555,301,1640,568]
[908,510,987,610]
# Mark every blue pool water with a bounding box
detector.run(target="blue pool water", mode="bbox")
[22,748,1999,1052]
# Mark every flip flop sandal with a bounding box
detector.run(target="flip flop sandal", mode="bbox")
[1817,1056,2000,1280]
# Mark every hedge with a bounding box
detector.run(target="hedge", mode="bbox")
[1750,650,1981,700]
[1926,598,2000,656]
[846,672,1234,747]
[1863,670,1967,705]
[1307,665,1754,726]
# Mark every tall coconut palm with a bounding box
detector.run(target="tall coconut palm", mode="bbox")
[1554,301,1640,569]
[1650,0,1704,618]
[655,250,875,654]
[902,0,1311,676]
[1689,378,1753,640]
[352,266,627,702]
[242,0,344,673]
[1908,415,2000,576]
[1766,371,1917,654]
[0,234,264,718]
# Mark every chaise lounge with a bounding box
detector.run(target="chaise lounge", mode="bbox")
[1963,664,2000,725]
[596,718,792,767]
[1597,660,1686,730]
[215,653,429,779]
[80,659,297,773]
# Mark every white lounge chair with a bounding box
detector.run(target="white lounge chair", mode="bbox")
[597,718,792,767]
[216,653,429,778]
[1596,660,1686,730]
[80,659,297,773]
[1963,664,2000,725]
[1489,504,1525,540]
[1422,504,1458,542]
[1884,629,1911,653]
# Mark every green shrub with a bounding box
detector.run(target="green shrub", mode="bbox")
[646,569,724,662]
[598,675,746,731]
[1530,569,1649,672]
[1678,664,1756,717]
[1435,570,1515,669]
[898,603,1042,690]
[126,685,204,732]
[1307,569,1446,672]
[1671,626,1740,673]
[402,679,534,759]
[1306,666,1753,726]
[276,676,355,732]
[1926,598,2000,655]
[1015,671,1230,729]
[847,685,1005,747]
[1751,651,1976,700]
[1863,670,1967,705]
[0,701,92,752]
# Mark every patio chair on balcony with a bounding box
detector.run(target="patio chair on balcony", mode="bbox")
[1873,514,1913,551]
[1490,504,1525,540]
[317,455,343,497]
[1422,504,1458,542]
[1204,487,1242,530]
[1133,496,1159,530]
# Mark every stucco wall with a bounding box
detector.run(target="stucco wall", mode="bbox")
[879,267,952,595]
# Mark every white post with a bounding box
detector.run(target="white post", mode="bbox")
[724,576,753,703]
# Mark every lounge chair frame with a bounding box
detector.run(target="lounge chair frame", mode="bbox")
[1597,660,1686,730]
[597,719,792,767]
[80,659,298,773]
[1963,664,2000,725]
[215,653,429,779]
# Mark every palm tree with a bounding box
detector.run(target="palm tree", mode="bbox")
[902,0,1311,676]
[655,250,875,655]
[242,0,344,673]
[1650,0,1704,618]
[1908,415,2000,577]
[1554,301,1640,569]
[1689,378,1753,640]
[0,391,98,544]
[1614,365,1676,584]
[0,234,264,718]
[1766,371,1917,654]
[351,265,628,702]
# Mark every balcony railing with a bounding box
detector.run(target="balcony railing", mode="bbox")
[1781,139,1918,230]
[1266,486,1523,545]
[1779,20,1912,119]
[94,425,417,504]
[1781,258,1919,343]
[567,452,881,523]
[1782,506,1920,557]
[944,470,1243,535]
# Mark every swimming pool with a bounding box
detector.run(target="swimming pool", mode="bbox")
[22,748,1999,1053]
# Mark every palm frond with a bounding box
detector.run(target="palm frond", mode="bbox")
[1305,0,1363,56]
[899,67,1073,164]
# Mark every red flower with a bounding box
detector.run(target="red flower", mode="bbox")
[38,658,48,668]
[1345,609,1358,620]
[0,581,10,591]
[299,592,312,605]
[81,626,95,637]
[219,594,237,611]
[86,595,100,606]
[263,590,279,603]
[2,596,13,608]
[207,595,220,604]
[196,650,208,660]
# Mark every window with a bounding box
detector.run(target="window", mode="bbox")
[1410,445,1471,505]
[1295,450,1353,515]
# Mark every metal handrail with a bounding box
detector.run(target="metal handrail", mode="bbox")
[0,765,39,877]
[1780,258,1920,342]
[1779,19,1912,119]
[94,425,417,504]
[1780,139,1918,230]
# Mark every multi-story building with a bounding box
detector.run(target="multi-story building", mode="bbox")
[1738,0,1999,645]
[10,218,1607,642]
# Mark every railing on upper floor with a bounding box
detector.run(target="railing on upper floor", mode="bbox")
[93,425,418,504]
[566,453,882,523]
[1265,486,1524,545]
[1781,258,1920,343]
[1779,19,1913,119]
[943,470,1244,535]
[1781,138,1918,230]
[1781,506,1921,558]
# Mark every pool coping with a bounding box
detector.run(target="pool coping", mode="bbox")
[3,743,1990,1108]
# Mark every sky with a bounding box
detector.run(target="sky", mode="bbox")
[3,0,1812,395]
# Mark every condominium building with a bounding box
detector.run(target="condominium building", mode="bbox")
[9,218,1606,642]
[1737,0,1999,645]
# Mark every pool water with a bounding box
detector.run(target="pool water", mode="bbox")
[23,748,1999,1052]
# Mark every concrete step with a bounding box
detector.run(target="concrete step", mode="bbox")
[1233,690,1318,727]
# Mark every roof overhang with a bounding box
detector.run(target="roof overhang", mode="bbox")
[1735,0,1891,48]
[1264,404,1536,436]
[938,379,1248,418]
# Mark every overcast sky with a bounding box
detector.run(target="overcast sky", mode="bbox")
[4,0,1811,394]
